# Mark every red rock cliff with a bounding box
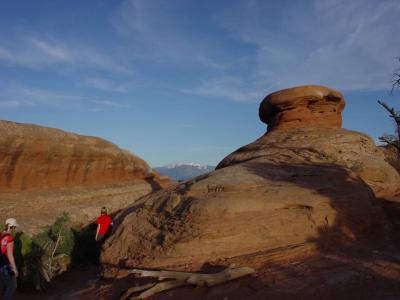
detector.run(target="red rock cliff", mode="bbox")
[0,120,152,191]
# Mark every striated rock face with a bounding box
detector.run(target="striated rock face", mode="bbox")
[259,85,345,131]
[101,85,399,273]
[0,120,152,191]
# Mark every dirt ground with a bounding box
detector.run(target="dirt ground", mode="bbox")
[12,198,400,300]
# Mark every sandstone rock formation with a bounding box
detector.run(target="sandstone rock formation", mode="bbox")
[101,85,400,275]
[0,120,153,191]
[222,85,400,198]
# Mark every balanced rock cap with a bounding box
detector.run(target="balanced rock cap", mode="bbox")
[259,85,345,131]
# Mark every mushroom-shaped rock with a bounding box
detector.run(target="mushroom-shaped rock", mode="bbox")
[220,85,399,198]
[259,85,345,131]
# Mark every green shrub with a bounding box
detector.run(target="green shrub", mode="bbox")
[32,212,74,257]
[12,212,75,289]
[12,212,101,290]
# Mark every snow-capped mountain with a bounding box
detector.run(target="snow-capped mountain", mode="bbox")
[154,163,215,181]
[163,162,210,169]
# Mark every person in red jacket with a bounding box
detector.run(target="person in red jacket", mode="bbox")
[0,218,19,300]
[95,207,113,242]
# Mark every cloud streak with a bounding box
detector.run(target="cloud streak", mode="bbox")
[0,100,35,108]
[0,36,133,74]
[111,0,229,70]
[0,86,129,112]
[182,76,262,102]
[90,99,129,108]
[85,77,129,92]
[217,0,400,92]
[110,0,400,103]
[1,0,398,109]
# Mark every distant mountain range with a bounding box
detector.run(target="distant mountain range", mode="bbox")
[154,163,215,181]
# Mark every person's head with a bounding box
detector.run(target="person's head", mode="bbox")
[5,218,19,232]
[101,207,107,215]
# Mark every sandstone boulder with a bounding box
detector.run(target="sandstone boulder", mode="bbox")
[101,85,396,273]
[0,120,153,191]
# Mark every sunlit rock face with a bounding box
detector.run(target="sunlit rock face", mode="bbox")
[0,120,153,191]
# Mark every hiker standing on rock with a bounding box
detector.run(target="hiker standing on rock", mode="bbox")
[0,218,19,300]
[95,207,113,242]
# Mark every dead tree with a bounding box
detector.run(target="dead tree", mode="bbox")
[378,100,400,151]
[378,58,400,151]
[391,57,400,94]
[120,266,255,299]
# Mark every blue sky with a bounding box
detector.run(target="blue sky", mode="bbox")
[0,0,399,167]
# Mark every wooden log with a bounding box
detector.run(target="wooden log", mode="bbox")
[120,283,156,300]
[125,266,255,299]
[128,269,191,281]
[186,267,255,287]
[138,280,187,299]
[129,267,255,286]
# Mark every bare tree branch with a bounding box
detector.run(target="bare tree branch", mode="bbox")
[391,57,400,94]
[378,100,400,143]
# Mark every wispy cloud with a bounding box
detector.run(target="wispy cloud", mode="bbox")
[111,0,400,102]
[29,37,73,61]
[217,0,400,92]
[111,0,229,70]
[1,0,398,110]
[0,85,130,112]
[0,100,35,108]
[0,86,92,112]
[182,76,262,102]
[85,77,129,92]
[0,36,133,74]
[90,99,129,108]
